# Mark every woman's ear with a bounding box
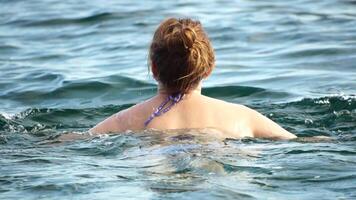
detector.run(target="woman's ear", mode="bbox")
[203,67,213,79]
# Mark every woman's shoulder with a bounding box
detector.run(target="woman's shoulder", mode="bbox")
[201,95,296,139]
[201,95,252,113]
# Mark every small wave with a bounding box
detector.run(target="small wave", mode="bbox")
[287,95,356,112]
[302,174,356,183]
[250,95,355,138]
[16,158,54,164]
[203,85,265,98]
[67,134,141,156]
[221,163,273,174]
[0,104,131,134]
[273,45,354,59]
[1,74,155,109]
[24,182,91,193]
[18,12,115,27]
[0,44,21,51]
[285,149,356,155]
[23,71,65,82]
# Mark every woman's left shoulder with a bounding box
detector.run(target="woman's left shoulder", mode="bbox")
[201,95,251,112]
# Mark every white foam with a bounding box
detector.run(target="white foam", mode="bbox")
[0,112,14,120]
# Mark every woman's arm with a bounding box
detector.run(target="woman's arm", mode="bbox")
[246,107,297,140]
[89,115,116,134]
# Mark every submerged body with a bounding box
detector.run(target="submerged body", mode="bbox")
[90,88,296,140]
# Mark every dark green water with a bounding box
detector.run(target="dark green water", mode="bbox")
[0,0,355,199]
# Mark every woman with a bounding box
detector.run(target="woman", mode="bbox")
[90,18,297,140]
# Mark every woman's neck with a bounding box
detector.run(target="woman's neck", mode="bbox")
[157,84,202,96]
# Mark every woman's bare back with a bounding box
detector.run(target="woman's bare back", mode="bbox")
[90,92,296,140]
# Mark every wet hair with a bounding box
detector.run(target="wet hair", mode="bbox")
[149,18,215,94]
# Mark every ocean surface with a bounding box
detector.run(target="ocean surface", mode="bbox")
[0,0,355,199]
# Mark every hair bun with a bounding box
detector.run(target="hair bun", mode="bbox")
[149,18,215,94]
[181,27,197,50]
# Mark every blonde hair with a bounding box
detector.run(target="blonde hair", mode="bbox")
[149,18,215,94]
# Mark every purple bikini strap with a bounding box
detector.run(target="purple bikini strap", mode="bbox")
[144,93,183,127]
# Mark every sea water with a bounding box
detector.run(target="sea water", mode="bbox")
[0,0,355,199]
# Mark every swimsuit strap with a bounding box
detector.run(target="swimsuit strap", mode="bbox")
[144,93,183,127]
